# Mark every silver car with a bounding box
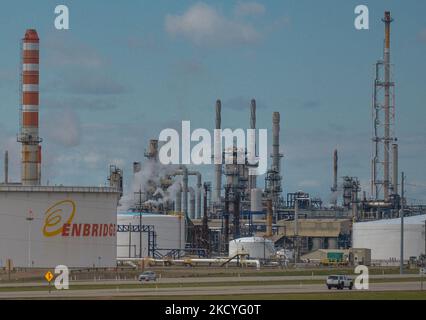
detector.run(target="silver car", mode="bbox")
[138,271,157,282]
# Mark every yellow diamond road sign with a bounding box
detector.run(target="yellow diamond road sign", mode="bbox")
[44,271,54,282]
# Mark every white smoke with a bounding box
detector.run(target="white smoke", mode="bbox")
[45,108,81,147]
[165,179,182,202]
[118,158,181,211]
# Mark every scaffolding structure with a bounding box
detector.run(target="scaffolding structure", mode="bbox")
[371,11,397,201]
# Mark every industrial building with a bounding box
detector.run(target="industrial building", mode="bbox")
[1,11,426,270]
[0,30,121,268]
[115,12,426,267]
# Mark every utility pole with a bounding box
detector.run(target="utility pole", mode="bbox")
[400,172,405,275]
[294,198,299,264]
[139,187,143,258]
[26,209,34,268]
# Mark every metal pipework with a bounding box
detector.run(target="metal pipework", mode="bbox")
[333,149,338,191]
[214,99,222,203]
[248,99,257,192]
[233,191,240,239]
[175,182,182,213]
[224,186,230,252]
[272,112,280,173]
[392,143,398,195]
[266,199,273,237]
[351,189,358,220]
[202,183,209,252]
[182,166,188,218]
[383,11,393,201]
[189,187,195,219]
[172,165,188,217]
[173,166,201,219]
[4,151,8,184]
[371,61,380,199]
[188,171,202,219]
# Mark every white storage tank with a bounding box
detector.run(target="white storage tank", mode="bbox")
[353,214,426,261]
[117,212,185,258]
[229,237,275,260]
[0,186,120,268]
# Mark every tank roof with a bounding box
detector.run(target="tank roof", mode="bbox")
[0,185,120,194]
[355,214,426,225]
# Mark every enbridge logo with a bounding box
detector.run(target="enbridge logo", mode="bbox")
[42,199,116,238]
[43,200,76,237]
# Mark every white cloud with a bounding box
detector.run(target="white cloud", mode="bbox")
[44,33,104,68]
[44,108,81,147]
[165,2,261,46]
[234,1,265,16]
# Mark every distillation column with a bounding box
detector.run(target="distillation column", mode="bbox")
[214,100,222,203]
[248,99,257,192]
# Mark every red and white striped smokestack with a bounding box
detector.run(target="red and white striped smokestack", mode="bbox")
[18,29,42,185]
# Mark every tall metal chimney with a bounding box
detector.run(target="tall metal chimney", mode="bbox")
[392,143,398,195]
[4,151,8,184]
[182,166,188,218]
[266,199,273,237]
[233,190,240,239]
[214,99,222,203]
[189,187,195,219]
[371,11,396,201]
[176,182,182,213]
[196,173,202,219]
[272,112,280,174]
[383,11,393,201]
[223,186,230,251]
[331,149,338,205]
[18,29,42,185]
[248,99,257,192]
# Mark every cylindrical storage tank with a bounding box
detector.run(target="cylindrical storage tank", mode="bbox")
[353,214,426,261]
[0,186,119,267]
[117,212,186,258]
[229,237,275,260]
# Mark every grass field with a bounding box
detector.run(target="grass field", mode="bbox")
[115,291,426,300]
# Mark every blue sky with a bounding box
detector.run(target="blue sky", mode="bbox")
[0,0,426,203]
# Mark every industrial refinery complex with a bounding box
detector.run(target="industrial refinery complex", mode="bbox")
[0,8,425,301]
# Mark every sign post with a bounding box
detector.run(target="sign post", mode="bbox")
[420,268,425,291]
[44,271,54,294]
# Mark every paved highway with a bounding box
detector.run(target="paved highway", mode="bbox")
[0,273,421,288]
[0,281,424,299]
